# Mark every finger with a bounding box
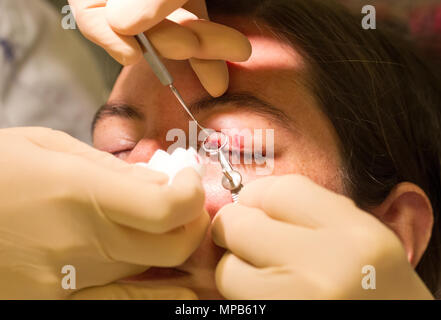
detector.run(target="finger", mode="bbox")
[146,19,199,60]
[165,9,251,62]
[70,1,142,65]
[239,175,356,228]
[70,283,198,300]
[190,59,229,97]
[68,0,106,11]
[106,0,189,35]
[147,15,251,62]
[211,203,313,267]
[167,8,241,98]
[5,127,169,184]
[182,20,252,62]
[216,253,318,300]
[77,166,207,234]
[97,207,209,266]
[238,176,279,206]
[12,128,200,228]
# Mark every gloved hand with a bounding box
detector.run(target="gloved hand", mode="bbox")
[68,0,252,97]
[212,175,434,299]
[0,127,209,299]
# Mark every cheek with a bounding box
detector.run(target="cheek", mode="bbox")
[200,139,344,219]
[273,140,345,196]
[111,59,206,106]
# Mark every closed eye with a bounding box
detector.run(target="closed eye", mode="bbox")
[111,148,133,160]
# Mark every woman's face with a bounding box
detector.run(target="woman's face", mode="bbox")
[93,18,345,299]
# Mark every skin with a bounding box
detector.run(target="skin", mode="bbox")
[92,18,354,299]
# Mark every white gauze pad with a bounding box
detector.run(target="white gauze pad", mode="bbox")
[135,147,205,184]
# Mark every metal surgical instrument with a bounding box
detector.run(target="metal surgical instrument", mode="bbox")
[135,33,243,203]
[202,132,243,202]
[135,33,206,132]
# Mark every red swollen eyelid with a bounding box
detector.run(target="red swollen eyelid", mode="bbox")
[230,134,248,151]
[205,133,254,152]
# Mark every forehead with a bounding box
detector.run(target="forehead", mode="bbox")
[109,17,308,113]
[225,16,306,71]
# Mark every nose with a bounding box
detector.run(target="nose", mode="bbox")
[124,138,164,164]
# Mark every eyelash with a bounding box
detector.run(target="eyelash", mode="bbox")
[196,137,267,167]
[111,149,132,160]
[110,141,269,164]
[228,149,267,166]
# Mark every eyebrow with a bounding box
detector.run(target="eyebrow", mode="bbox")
[189,92,292,127]
[92,103,145,132]
[92,92,292,133]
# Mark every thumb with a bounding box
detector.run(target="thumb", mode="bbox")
[68,0,142,65]
[70,283,198,300]
[106,0,189,35]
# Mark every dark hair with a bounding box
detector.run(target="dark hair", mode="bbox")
[207,0,441,297]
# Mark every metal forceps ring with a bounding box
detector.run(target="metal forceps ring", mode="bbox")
[202,132,243,202]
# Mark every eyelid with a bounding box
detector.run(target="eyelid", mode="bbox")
[199,129,270,150]
[111,149,133,160]
[198,131,268,167]
[229,132,267,153]
[111,147,133,154]
[104,138,138,154]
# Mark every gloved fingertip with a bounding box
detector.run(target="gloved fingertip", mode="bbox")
[190,59,229,97]
[211,203,238,247]
[171,167,205,196]
[147,22,200,60]
[182,20,252,63]
[105,0,146,36]
[238,176,279,207]
[172,166,202,182]
[224,27,252,62]
[167,168,205,211]
[233,36,253,62]
[210,222,225,248]
[113,45,143,66]
[207,82,228,98]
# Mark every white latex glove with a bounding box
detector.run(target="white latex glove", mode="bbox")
[68,0,252,97]
[212,175,434,299]
[0,127,209,299]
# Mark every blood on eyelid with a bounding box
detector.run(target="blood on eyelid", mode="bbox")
[232,135,241,149]
[228,134,245,151]
[204,133,244,151]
